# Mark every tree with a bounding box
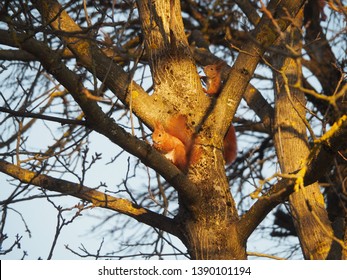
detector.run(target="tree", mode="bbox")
[0,0,346,260]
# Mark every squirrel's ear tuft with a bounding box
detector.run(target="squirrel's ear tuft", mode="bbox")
[154,120,164,130]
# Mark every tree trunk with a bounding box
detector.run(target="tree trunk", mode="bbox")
[179,215,247,259]
[27,0,316,260]
[273,10,333,259]
[137,0,246,259]
[176,152,246,260]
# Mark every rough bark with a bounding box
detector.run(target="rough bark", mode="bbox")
[0,159,179,237]
[272,10,333,259]
[136,0,244,259]
[2,0,324,260]
[134,0,306,259]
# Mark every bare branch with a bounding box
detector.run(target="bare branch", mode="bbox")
[239,115,347,241]
[0,106,86,126]
[0,29,198,206]
[0,159,181,238]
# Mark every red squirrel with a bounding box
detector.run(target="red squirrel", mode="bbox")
[200,61,225,96]
[152,123,188,171]
[152,115,199,171]
[152,114,237,170]
[223,124,237,165]
[200,61,237,165]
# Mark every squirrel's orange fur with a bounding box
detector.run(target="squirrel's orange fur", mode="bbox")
[153,114,237,170]
[223,124,237,165]
[152,122,188,171]
[200,61,237,165]
[152,115,199,172]
[201,61,225,96]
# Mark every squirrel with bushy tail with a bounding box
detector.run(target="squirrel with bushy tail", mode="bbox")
[152,61,237,171]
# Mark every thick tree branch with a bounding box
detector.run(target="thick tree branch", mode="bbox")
[239,115,347,241]
[0,49,36,61]
[192,47,274,131]
[208,0,306,137]
[0,159,180,238]
[135,0,209,129]
[0,29,198,207]
[271,15,333,259]
[234,0,260,26]
[304,0,343,98]
[0,48,74,62]
[30,0,167,129]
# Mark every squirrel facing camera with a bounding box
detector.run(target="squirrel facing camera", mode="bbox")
[200,61,226,96]
[152,120,188,171]
[152,115,194,172]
